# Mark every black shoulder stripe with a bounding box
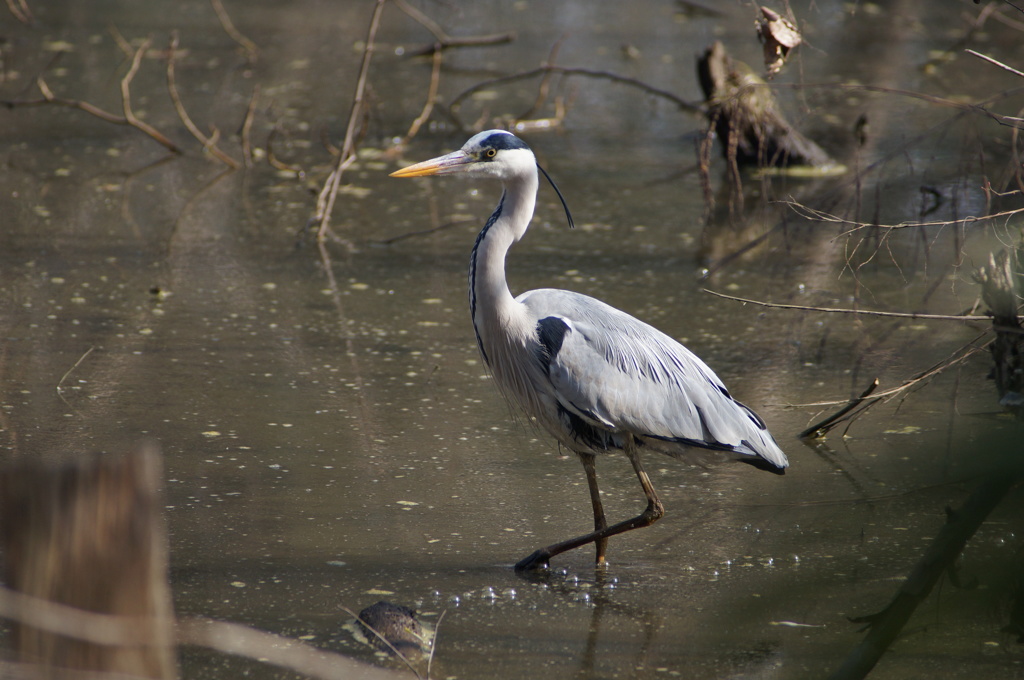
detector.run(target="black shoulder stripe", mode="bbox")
[536,316,570,373]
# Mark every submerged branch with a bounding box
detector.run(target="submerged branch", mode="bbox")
[3,42,180,153]
[120,38,177,149]
[798,379,879,440]
[829,470,1023,680]
[166,32,240,169]
[793,334,990,436]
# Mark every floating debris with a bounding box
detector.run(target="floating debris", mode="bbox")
[352,601,433,658]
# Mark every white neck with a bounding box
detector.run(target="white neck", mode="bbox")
[469,167,538,368]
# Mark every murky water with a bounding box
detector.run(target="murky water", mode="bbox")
[2,1,1024,678]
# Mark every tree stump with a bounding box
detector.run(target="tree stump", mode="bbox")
[697,40,835,170]
[0,444,177,678]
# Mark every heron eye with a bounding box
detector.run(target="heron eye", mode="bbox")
[483,148,497,159]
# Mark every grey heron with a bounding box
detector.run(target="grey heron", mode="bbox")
[391,130,788,571]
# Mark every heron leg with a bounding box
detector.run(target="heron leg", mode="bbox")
[580,453,609,565]
[515,438,665,572]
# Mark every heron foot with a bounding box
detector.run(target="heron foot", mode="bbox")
[514,549,551,572]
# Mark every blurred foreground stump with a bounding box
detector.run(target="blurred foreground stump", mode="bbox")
[974,248,1024,418]
[0,444,176,679]
[697,40,835,170]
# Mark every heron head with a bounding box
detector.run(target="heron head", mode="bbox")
[390,130,535,180]
[391,130,574,228]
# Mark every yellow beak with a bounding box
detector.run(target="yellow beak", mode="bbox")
[390,150,474,178]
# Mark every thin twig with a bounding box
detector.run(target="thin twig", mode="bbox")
[27,77,121,123]
[166,32,241,168]
[966,48,1024,79]
[392,0,514,54]
[371,219,473,245]
[703,288,1001,322]
[209,0,259,63]
[5,0,32,24]
[400,43,443,144]
[240,84,260,167]
[266,123,304,175]
[120,38,178,148]
[426,609,445,680]
[770,80,1024,129]
[517,35,567,122]
[56,346,95,410]
[780,199,1024,237]
[792,333,992,409]
[450,65,700,114]
[794,334,990,437]
[108,24,135,59]
[312,0,385,242]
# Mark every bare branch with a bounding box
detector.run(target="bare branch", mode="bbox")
[5,0,32,24]
[311,0,386,242]
[392,0,514,54]
[780,199,1024,237]
[241,84,260,167]
[792,334,990,438]
[108,24,135,58]
[450,65,700,115]
[120,38,176,146]
[516,34,568,122]
[798,379,878,440]
[703,288,1001,322]
[166,32,241,169]
[209,0,259,63]
[399,43,443,145]
[266,123,304,175]
[966,48,1024,79]
[2,57,181,153]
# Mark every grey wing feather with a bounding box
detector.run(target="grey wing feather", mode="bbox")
[519,289,788,469]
